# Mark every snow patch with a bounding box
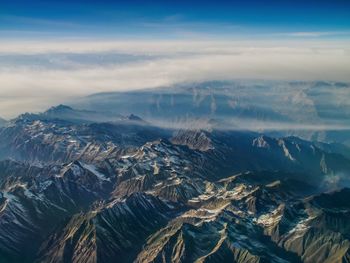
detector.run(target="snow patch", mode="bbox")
[80,163,110,181]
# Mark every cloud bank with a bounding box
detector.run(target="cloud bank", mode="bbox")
[0,39,350,118]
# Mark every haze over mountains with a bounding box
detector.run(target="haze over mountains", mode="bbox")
[75,80,350,145]
[0,83,350,262]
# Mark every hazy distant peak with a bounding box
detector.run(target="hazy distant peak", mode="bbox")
[44,104,74,114]
[126,114,143,122]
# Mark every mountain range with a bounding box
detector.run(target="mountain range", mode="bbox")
[0,84,350,263]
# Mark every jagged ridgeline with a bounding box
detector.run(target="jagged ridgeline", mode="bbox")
[0,102,350,263]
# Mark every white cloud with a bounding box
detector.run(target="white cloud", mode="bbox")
[0,39,349,118]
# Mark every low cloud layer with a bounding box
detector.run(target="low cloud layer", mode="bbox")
[0,39,350,118]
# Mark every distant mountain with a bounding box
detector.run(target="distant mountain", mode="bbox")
[73,81,350,146]
[14,104,145,125]
[313,140,350,160]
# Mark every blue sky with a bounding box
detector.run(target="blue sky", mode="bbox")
[1,0,350,39]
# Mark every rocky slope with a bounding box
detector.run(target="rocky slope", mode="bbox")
[0,110,169,164]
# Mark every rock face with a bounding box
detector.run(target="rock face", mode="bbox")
[171,130,214,151]
[0,108,349,262]
[38,193,183,263]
